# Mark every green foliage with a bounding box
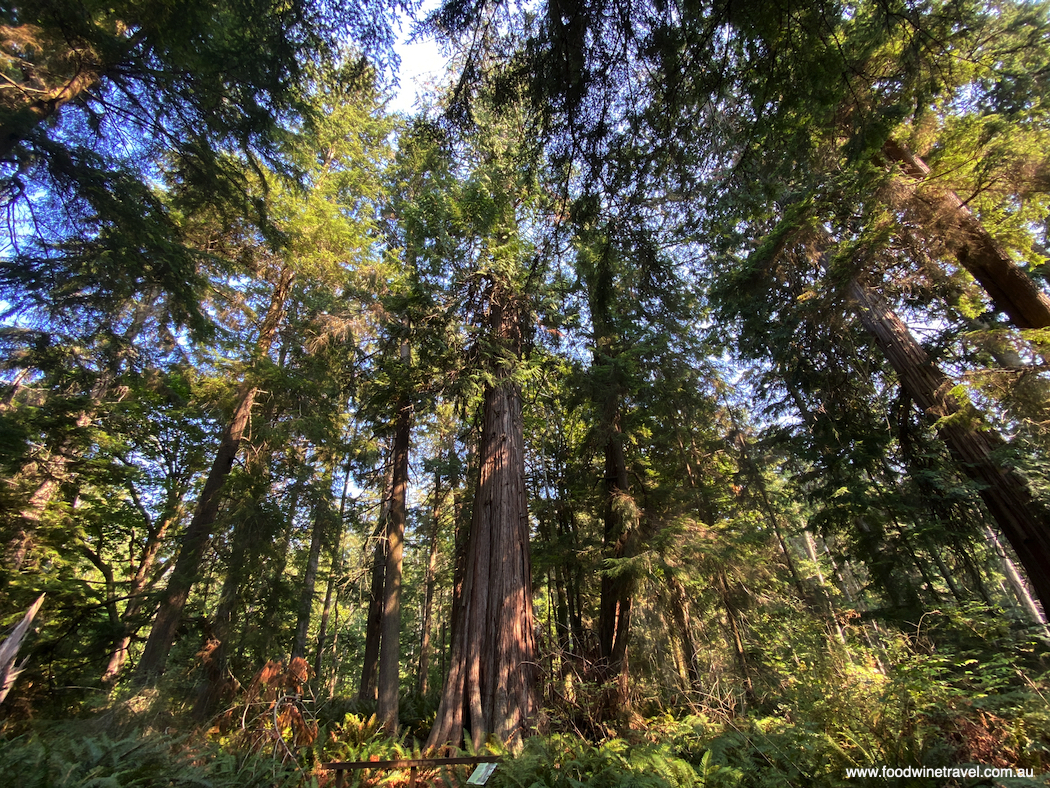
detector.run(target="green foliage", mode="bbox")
[0,724,301,788]
[490,734,700,788]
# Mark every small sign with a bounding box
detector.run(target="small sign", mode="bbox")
[466,762,498,785]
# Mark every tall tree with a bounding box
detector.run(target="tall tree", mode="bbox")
[427,105,544,750]
[135,261,294,681]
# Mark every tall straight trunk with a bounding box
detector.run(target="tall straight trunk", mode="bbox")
[359,461,394,703]
[716,569,755,711]
[260,479,304,647]
[377,402,411,733]
[292,487,334,661]
[728,422,807,599]
[417,470,444,697]
[595,415,635,718]
[850,278,1050,614]
[882,139,1050,330]
[314,465,352,682]
[427,377,538,750]
[135,265,294,681]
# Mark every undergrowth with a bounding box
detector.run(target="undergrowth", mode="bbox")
[0,722,302,788]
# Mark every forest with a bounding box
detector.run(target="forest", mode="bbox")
[2,0,1050,785]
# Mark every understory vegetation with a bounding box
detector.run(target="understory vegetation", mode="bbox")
[3,0,1050,785]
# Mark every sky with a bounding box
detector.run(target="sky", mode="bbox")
[389,4,448,115]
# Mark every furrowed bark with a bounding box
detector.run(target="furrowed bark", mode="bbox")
[850,278,1050,615]
[377,401,411,733]
[426,377,539,750]
[882,139,1050,330]
[359,461,394,703]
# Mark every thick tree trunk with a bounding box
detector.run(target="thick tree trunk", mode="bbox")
[377,402,411,733]
[850,278,1050,614]
[882,139,1050,329]
[426,379,538,750]
[134,266,293,681]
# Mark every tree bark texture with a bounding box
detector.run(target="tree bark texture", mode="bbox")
[882,139,1050,330]
[134,265,293,681]
[427,379,539,750]
[377,403,411,733]
[850,278,1050,614]
[359,460,394,703]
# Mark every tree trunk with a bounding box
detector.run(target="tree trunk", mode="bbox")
[850,278,1050,614]
[358,461,394,703]
[377,402,411,733]
[101,509,177,685]
[668,575,702,692]
[314,465,352,683]
[882,139,1050,329]
[417,470,444,697]
[134,265,293,681]
[292,488,333,662]
[192,512,256,719]
[595,415,635,719]
[716,570,755,711]
[984,525,1050,636]
[426,378,538,750]
[0,594,45,705]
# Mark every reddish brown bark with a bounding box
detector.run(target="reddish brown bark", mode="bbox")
[426,377,539,750]
[882,139,1050,330]
[850,278,1050,614]
[377,402,412,733]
